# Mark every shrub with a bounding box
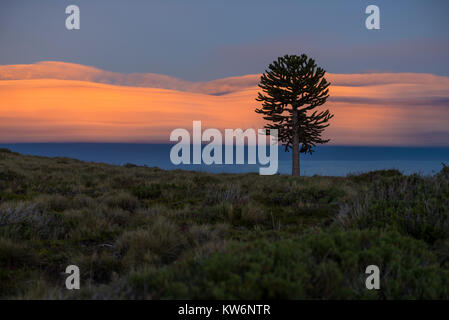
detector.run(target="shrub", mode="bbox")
[123,163,139,168]
[125,229,449,299]
[71,194,97,209]
[115,216,187,266]
[240,202,268,224]
[187,223,228,247]
[0,167,23,182]
[0,148,12,154]
[436,163,449,180]
[258,184,344,206]
[36,194,72,212]
[0,201,73,240]
[204,184,247,205]
[72,251,123,284]
[1,150,448,299]
[0,237,36,268]
[0,237,37,297]
[131,184,162,200]
[337,173,449,244]
[193,175,220,186]
[102,192,139,212]
[348,169,403,184]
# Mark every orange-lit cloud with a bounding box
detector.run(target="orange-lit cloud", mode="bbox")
[1,62,448,145]
[0,61,260,95]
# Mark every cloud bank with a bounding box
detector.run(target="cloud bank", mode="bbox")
[1,61,448,145]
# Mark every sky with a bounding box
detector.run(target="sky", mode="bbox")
[0,1,448,146]
[1,0,448,81]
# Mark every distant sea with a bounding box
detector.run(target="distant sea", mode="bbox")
[2,143,449,176]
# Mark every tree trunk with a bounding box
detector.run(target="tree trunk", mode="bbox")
[292,108,300,176]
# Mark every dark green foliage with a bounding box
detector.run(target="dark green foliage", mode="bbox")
[102,192,139,212]
[0,168,24,182]
[125,229,448,299]
[74,250,123,284]
[258,184,344,206]
[256,54,334,175]
[437,163,449,179]
[338,172,449,244]
[0,151,447,299]
[123,163,139,168]
[131,184,162,200]
[348,169,403,183]
[0,238,38,296]
[0,237,37,268]
[193,175,221,186]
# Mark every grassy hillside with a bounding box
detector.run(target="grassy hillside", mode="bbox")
[0,147,448,299]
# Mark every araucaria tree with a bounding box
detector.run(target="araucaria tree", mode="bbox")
[256,54,334,176]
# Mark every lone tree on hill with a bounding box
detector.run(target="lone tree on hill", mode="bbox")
[256,54,334,176]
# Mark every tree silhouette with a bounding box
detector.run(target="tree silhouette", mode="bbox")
[256,54,334,176]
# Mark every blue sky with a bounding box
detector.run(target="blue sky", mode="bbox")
[0,0,448,81]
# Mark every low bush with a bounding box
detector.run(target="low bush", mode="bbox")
[337,173,449,244]
[1,151,447,299]
[115,216,187,266]
[125,229,449,299]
